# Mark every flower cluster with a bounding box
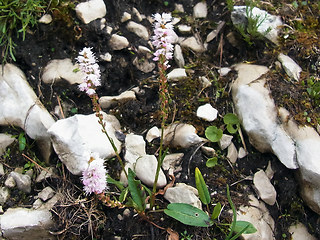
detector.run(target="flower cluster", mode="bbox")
[81,153,108,195]
[151,13,174,68]
[76,47,101,96]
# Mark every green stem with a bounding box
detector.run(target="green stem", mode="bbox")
[226,185,237,240]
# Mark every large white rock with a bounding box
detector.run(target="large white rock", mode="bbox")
[231,6,282,44]
[0,207,54,239]
[42,58,84,85]
[48,113,121,175]
[232,63,298,169]
[75,0,106,24]
[236,195,275,240]
[126,21,149,40]
[278,53,302,81]
[253,170,277,205]
[0,64,55,162]
[134,154,167,188]
[163,123,203,149]
[109,34,130,50]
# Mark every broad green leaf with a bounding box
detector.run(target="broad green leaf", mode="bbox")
[234,221,257,234]
[223,113,239,125]
[206,157,218,168]
[226,123,239,134]
[205,126,223,142]
[195,167,210,205]
[127,168,145,212]
[18,132,26,151]
[211,202,222,220]
[164,203,213,227]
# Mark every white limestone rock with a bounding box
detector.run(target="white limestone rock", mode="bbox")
[100,52,112,62]
[35,167,56,183]
[174,44,185,68]
[178,25,192,34]
[162,153,184,175]
[163,123,203,149]
[42,58,84,84]
[181,36,206,53]
[199,76,212,89]
[134,155,167,188]
[175,4,184,13]
[238,147,248,159]
[132,57,155,73]
[167,68,187,81]
[0,163,4,176]
[219,134,233,150]
[289,222,317,240]
[0,134,15,155]
[0,187,10,205]
[164,183,201,209]
[278,53,302,81]
[39,14,52,24]
[196,103,218,122]
[75,0,106,24]
[232,63,298,169]
[126,21,149,40]
[10,172,32,194]
[132,7,143,22]
[227,142,238,164]
[109,34,130,50]
[99,90,136,109]
[124,133,146,165]
[0,64,55,162]
[231,6,282,44]
[4,175,16,188]
[218,67,232,76]
[0,208,54,239]
[48,113,122,175]
[253,170,277,205]
[146,126,160,143]
[138,46,152,58]
[38,187,55,202]
[206,21,225,43]
[121,12,131,23]
[193,1,207,18]
[236,195,275,240]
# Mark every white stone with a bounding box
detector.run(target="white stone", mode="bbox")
[196,103,218,122]
[181,37,205,53]
[4,175,16,188]
[219,134,233,150]
[124,133,146,165]
[38,187,55,202]
[134,155,167,188]
[237,195,275,240]
[0,208,54,239]
[0,134,15,155]
[289,222,317,240]
[0,64,55,161]
[39,192,63,210]
[48,113,121,175]
[39,14,52,24]
[231,6,282,44]
[201,146,216,157]
[100,52,112,62]
[0,163,4,176]
[238,147,248,159]
[109,34,129,50]
[10,172,32,194]
[42,58,84,84]
[178,25,192,34]
[0,187,10,205]
[132,7,143,22]
[33,199,43,210]
[193,1,207,18]
[162,153,184,175]
[146,126,160,142]
[253,170,277,205]
[265,161,274,179]
[278,53,302,81]
[121,12,131,22]
[199,76,212,89]
[164,123,202,149]
[138,46,152,58]
[227,142,238,164]
[35,167,55,183]
[232,64,298,169]
[175,4,184,13]
[164,183,201,209]
[99,90,136,109]
[167,68,187,81]
[174,44,185,68]
[132,57,155,73]
[206,21,225,42]
[218,67,232,76]
[75,0,106,24]
[126,21,149,40]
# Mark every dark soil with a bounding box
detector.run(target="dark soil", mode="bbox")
[1,0,320,239]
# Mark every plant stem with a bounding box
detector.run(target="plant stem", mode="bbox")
[226,185,237,240]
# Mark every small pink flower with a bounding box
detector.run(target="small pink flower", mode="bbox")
[81,153,108,195]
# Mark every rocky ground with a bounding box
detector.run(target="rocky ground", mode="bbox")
[0,0,320,239]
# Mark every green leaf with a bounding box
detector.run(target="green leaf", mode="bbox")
[223,113,239,125]
[206,157,218,168]
[119,187,129,203]
[164,203,213,227]
[205,126,223,142]
[211,202,222,220]
[107,176,124,191]
[234,221,257,234]
[226,123,239,134]
[195,167,210,205]
[127,168,146,213]
[18,132,26,151]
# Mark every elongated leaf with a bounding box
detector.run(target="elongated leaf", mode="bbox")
[195,167,210,205]
[119,187,129,203]
[234,220,257,234]
[211,202,222,220]
[205,126,223,142]
[18,132,26,151]
[127,168,145,212]
[164,203,213,227]
[107,176,124,191]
